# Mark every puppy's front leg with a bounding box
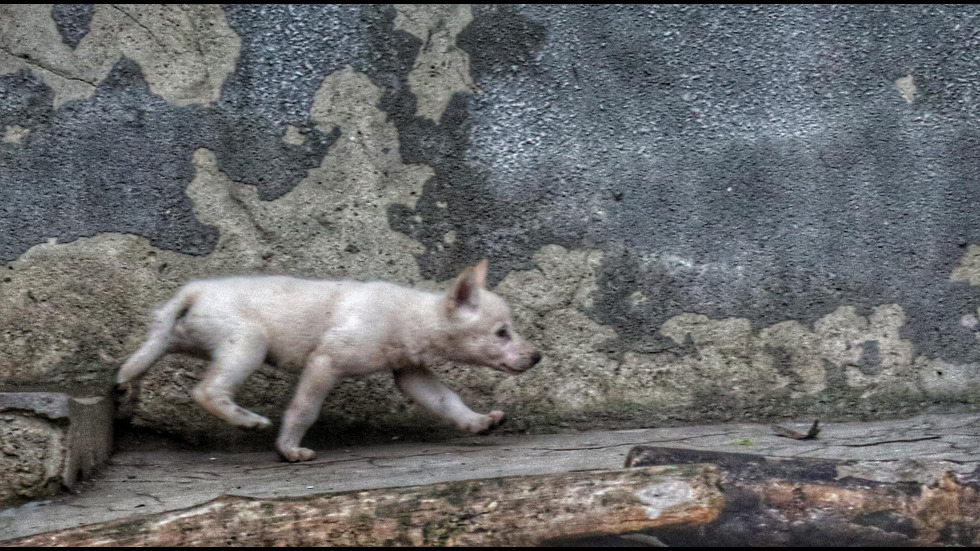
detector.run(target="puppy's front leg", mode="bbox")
[276,353,341,462]
[394,365,505,434]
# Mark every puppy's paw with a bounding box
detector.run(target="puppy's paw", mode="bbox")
[470,410,506,435]
[239,414,273,431]
[487,410,506,427]
[277,446,316,462]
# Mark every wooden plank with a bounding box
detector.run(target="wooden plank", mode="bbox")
[3,465,722,547]
[626,446,980,546]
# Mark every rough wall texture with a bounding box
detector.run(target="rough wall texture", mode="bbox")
[3,5,980,448]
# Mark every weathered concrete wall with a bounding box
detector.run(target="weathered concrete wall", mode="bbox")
[4,5,980,447]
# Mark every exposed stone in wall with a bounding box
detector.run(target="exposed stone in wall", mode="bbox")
[952,244,980,287]
[0,393,113,506]
[0,233,176,387]
[0,414,64,504]
[494,246,617,411]
[0,4,239,108]
[394,4,475,122]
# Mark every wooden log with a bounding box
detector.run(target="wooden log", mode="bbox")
[3,465,723,547]
[625,446,980,546]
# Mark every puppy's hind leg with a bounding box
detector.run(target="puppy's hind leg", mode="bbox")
[276,353,341,462]
[395,365,505,435]
[192,328,272,430]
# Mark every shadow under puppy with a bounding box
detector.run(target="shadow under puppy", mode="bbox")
[117,260,541,461]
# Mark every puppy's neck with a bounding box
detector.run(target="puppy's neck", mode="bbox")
[400,290,464,367]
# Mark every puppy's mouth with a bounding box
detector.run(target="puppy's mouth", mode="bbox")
[494,362,539,375]
[495,352,541,374]
[493,364,524,375]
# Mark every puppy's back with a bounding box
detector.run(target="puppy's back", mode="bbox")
[180,276,433,369]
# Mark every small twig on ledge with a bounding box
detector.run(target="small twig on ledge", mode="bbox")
[772,419,820,440]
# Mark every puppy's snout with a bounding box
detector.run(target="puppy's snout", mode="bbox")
[529,352,542,367]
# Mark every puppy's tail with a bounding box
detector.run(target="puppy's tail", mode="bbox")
[117,287,195,385]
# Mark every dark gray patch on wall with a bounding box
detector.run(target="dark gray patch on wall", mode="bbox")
[0,4,398,260]
[219,4,369,129]
[0,62,219,258]
[0,58,340,260]
[855,340,883,376]
[51,4,94,49]
[386,4,980,365]
[210,4,381,199]
[0,70,53,129]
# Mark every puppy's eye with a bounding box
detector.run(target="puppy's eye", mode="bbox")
[496,328,510,339]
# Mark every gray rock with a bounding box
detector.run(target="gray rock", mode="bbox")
[0,393,112,505]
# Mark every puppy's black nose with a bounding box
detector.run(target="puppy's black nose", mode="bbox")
[530,352,542,366]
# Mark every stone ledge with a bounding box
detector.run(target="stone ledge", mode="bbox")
[0,393,113,506]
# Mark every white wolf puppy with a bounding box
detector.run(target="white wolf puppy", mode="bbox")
[116,260,541,462]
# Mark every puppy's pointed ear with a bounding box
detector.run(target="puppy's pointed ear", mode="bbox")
[473,259,489,289]
[447,265,479,315]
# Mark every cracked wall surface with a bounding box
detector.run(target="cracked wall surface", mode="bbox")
[4,5,980,448]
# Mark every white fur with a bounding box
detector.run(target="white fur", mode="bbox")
[118,261,540,461]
